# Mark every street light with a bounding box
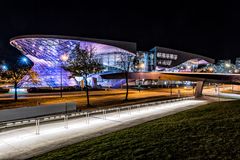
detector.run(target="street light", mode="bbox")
[21,57,28,63]
[234,69,239,73]
[208,67,214,72]
[1,64,8,71]
[225,63,231,68]
[60,54,69,62]
[139,63,145,71]
[20,56,30,65]
[60,53,69,98]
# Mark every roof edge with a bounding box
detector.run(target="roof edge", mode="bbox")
[150,46,215,64]
[10,34,137,54]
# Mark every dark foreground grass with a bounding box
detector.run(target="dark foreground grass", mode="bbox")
[32,100,240,160]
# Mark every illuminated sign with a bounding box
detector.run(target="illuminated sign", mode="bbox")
[157,60,172,66]
[156,52,178,60]
[156,52,178,66]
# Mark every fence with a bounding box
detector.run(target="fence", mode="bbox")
[0,97,194,134]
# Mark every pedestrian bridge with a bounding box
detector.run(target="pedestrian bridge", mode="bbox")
[101,72,240,97]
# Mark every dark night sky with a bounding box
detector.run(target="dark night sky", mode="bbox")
[0,0,239,63]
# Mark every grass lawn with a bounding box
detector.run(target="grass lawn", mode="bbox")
[31,100,240,160]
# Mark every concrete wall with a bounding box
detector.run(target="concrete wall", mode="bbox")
[0,103,76,122]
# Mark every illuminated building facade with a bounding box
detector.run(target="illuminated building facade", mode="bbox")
[236,57,240,69]
[137,46,214,72]
[10,35,136,87]
[10,35,215,88]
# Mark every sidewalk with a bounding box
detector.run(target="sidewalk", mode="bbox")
[203,87,240,99]
[0,98,210,159]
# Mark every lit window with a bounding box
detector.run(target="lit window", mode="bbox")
[167,60,172,65]
[166,54,169,59]
[160,53,163,57]
[162,53,166,58]
[173,55,178,60]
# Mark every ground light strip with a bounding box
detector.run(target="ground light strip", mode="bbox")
[0,97,194,130]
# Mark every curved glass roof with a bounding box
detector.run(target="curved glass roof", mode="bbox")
[10,37,134,87]
[10,37,133,65]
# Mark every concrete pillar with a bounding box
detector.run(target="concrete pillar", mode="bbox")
[195,81,204,97]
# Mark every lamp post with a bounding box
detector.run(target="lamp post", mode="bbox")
[225,63,231,68]
[1,64,8,71]
[60,53,69,98]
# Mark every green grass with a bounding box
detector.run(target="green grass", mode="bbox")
[31,100,240,160]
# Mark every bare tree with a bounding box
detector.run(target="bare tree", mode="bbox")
[118,53,136,101]
[0,65,38,101]
[64,44,103,107]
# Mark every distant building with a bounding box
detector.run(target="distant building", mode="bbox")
[236,57,240,69]
[217,59,231,66]
[214,59,238,73]
[136,46,214,72]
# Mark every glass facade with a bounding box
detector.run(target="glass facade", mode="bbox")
[10,37,216,88]
[136,47,211,72]
[95,52,133,73]
[236,57,240,69]
[11,38,134,87]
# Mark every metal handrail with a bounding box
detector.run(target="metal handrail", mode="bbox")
[0,96,195,131]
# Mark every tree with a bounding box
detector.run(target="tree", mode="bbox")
[0,64,38,101]
[64,44,103,107]
[118,53,136,101]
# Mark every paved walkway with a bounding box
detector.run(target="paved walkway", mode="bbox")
[0,98,210,159]
[203,87,240,99]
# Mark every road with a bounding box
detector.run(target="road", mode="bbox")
[0,88,194,100]
[0,88,195,110]
[203,84,240,99]
[0,85,239,101]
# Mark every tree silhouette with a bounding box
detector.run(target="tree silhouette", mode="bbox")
[118,53,136,101]
[64,44,103,107]
[0,64,38,101]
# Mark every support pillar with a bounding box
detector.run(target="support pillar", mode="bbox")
[195,81,204,98]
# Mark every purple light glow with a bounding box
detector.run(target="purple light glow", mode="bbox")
[11,38,133,87]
